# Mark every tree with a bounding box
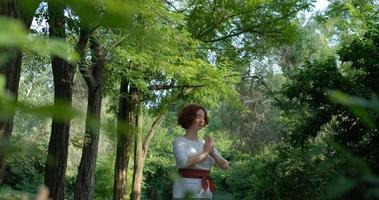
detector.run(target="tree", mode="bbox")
[44,1,76,199]
[0,0,40,184]
[176,0,316,153]
[74,31,105,200]
[320,0,379,44]
[280,24,379,174]
[219,71,284,153]
[113,79,138,200]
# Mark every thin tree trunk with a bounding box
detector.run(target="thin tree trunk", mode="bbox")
[44,2,74,199]
[131,104,143,200]
[131,108,165,200]
[74,33,104,200]
[0,0,39,185]
[113,80,137,200]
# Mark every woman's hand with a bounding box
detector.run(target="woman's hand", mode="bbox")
[208,138,230,170]
[184,137,213,167]
[219,160,230,170]
[203,136,213,153]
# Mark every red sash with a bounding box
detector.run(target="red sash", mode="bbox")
[178,168,216,192]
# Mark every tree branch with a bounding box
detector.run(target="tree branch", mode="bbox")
[76,29,96,88]
[109,36,126,50]
[195,13,238,40]
[89,33,104,90]
[162,0,185,13]
[142,111,165,158]
[201,8,303,43]
[148,83,205,91]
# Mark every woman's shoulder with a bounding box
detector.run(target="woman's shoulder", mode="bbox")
[173,136,204,144]
[173,136,186,143]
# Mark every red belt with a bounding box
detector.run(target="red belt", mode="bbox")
[178,168,216,192]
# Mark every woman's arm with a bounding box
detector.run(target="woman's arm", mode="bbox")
[210,147,229,170]
[173,137,213,168]
[185,151,210,167]
[185,136,214,167]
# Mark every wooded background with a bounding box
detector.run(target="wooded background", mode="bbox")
[0,0,378,199]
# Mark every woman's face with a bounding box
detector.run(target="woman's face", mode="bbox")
[189,109,206,130]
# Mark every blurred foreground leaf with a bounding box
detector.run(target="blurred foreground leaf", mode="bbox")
[0,16,78,63]
[329,90,379,128]
[0,74,5,95]
[327,141,379,199]
[327,175,357,198]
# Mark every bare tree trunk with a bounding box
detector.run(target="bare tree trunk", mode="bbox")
[113,81,137,200]
[131,108,165,200]
[74,32,104,200]
[0,0,39,185]
[131,105,143,200]
[44,2,74,199]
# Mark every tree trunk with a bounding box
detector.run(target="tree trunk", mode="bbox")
[131,109,165,200]
[74,33,104,200]
[131,104,144,200]
[0,0,39,185]
[0,48,21,185]
[44,2,74,199]
[113,80,137,200]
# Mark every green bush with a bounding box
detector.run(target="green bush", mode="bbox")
[0,186,34,200]
[95,155,118,200]
[142,155,175,200]
[5,135,46,194]
[225,143,337,200]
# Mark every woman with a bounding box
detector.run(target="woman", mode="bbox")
[172,104,229,199]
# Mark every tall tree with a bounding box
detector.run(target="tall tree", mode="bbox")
[65,1,142,199]
[130,92,143,200]
[0,0,40,184]
[44,1,74,199]
[113,82,139,200]
[74,31,105,200]
[130,106,165,200]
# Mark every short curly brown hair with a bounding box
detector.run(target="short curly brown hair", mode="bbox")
[178,104,209,129]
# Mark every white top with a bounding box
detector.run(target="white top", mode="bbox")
[172,136,222,199]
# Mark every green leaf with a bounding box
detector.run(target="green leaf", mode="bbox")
[329,90,368,107]
[329,90,376,128]
[0,74,4,96]
[11,100,81,122]
[327,175,357,198]
[368,188,379,197]
[0,16,78,63]
[349,106,375,128]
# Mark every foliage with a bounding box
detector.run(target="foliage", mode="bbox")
[276,18,337,77]
[280,57,350,146]
[0,186,34,200]
[139,118,175,200]
[4,135,46,194]
[278,23,379,198]
[94,155,123,200]
[0,16,78,65]
[280,24,379,165]
[104,0,240,111]
[319,0,379,44]
[3,0,379,199]
[143,155,174,200]
[184,0,312,45]
[219,72,284,153]
[225,143,337,200]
